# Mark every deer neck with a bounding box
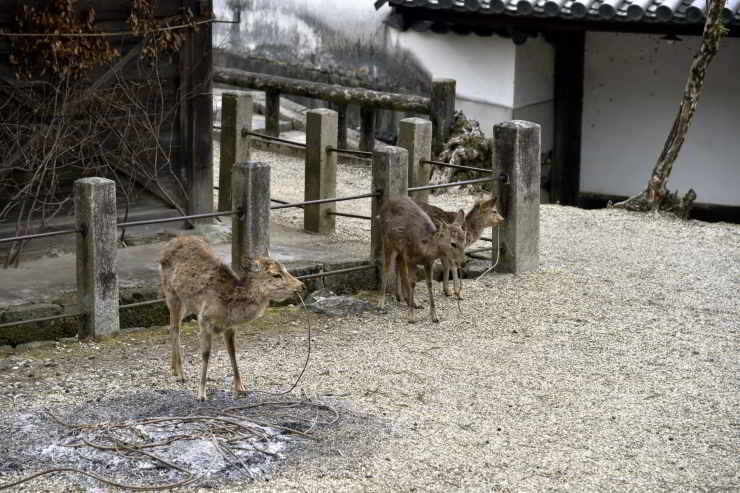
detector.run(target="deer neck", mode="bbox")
[464,210,486,246]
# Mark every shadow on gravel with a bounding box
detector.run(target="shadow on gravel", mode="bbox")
[0,389,356,491]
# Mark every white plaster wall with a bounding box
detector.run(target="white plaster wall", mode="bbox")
[582,32,740,206]
[513,36,555,152]
[387,29,554,153]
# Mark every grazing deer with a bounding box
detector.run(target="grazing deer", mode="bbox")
[159,236,304,401]
[378,197,465,323]
[417,197,504,297]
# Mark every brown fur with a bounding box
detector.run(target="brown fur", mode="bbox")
[415,197,504,296]
[377,197,464,323]
[159,236,304,400]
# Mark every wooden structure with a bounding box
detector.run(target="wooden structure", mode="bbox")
[0,0,214,241]
[213,67,456,154]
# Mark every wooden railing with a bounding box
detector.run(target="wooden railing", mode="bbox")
[213,66,456,154]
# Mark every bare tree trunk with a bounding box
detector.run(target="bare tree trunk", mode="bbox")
[611,0,727,218]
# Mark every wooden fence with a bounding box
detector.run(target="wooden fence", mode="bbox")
[213,66,456,155]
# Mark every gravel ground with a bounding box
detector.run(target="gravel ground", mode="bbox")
[0,149,738,492]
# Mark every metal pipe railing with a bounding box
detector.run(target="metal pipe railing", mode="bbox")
[421,159,493,174]
[0,311,84,330]
[296,263,376,281]
[243,130,306,148]
[0,228,80,245]
[117,210,240,228]
[270,192,380,210]
[407,175,507,193]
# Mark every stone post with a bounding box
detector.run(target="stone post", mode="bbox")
[493,120,541,273]
[304,109,338,234]
[398,117,432,203]
[75,177,119,340]
[371,146,408,263]
[265,89,280,137]
[232,161,271,275]
[430,78,456,156]
[360,106,376,153]
[218,93,252,212]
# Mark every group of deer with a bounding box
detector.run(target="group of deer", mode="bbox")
[158,197,503,400]
[377,196,504,323]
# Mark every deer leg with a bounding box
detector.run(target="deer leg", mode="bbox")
[166,296,185,382]
[394,259,405,303]
[400,257,416,324]
[453,264,462,299]
[197,320,213,401]
[424,263,440,323]
[223,328,247,394]
[379,248,397,310]
[405,264,423,309]
[441,260,453,297]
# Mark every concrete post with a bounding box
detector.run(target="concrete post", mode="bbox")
[371,146,408,263]
[360,106,376,153]
[75,177,119,340]
[493,120,541,273]
[218,93,252,212]
[304,109,338,234]
[398,117,432,203]
[232,161,271,274]
[430,78,456,156]
[265,89,280,137]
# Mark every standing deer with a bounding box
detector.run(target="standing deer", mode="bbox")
[417,197,504,297]
[378,197,466,323]
[159,236,304,401]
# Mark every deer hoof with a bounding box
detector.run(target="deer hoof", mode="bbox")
[431,316,440,323]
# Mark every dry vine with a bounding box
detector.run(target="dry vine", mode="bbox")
[0,1,210,267]
[0,60,190,268]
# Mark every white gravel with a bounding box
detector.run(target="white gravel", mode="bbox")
[1,149,738,492]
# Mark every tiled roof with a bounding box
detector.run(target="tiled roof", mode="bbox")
[380,0,739,26]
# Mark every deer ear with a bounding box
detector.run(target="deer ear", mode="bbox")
[455,209,465,224]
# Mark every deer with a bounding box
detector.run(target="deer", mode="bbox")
[378,196,466,323]
[416,197,505,297]
[159,236,304,401]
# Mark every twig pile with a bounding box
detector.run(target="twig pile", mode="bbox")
[0,399,339,491]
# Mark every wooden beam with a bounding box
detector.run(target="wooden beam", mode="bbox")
[214,67,431,113]
[184,0,214,220]
[551,30,585,206]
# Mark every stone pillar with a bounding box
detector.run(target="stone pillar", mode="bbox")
[430,78,456,156]
[304,109,338,234]
[232,161,271,274]
[265,89,280,137]
[75,177,119,340]
[398,117,432,203]
[218,93,252,212]
[493,120,541,273]
[360,106,376,153]
[371,146,408,263]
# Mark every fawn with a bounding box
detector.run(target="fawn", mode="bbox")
[378,196,466,323]
[416,197,504,297]
[159,236,304,401]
